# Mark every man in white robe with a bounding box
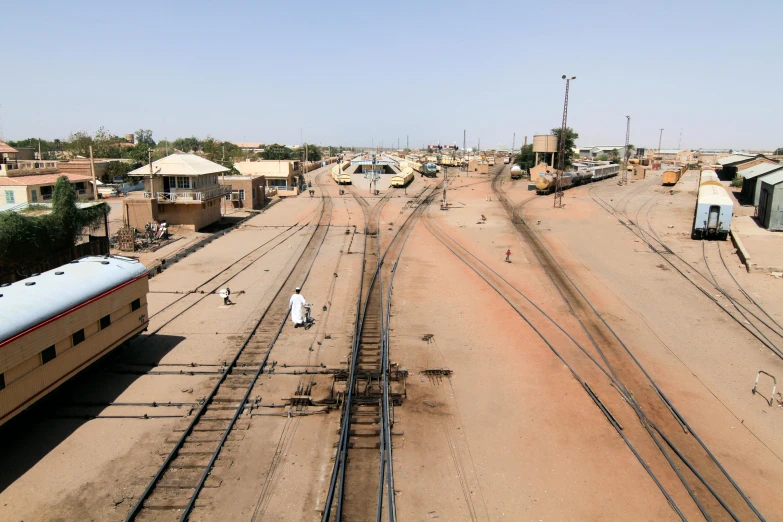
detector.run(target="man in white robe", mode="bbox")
[289,287,307,326]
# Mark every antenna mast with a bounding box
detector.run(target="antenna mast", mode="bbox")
[621,115,630,185]
[555,75,575,208]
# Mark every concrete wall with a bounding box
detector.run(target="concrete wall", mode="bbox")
[123,197,158,231]
[2,186,28,205]
[157,199,221,231]
[58,160,110,181]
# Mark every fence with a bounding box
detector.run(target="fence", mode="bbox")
[0,236,110,284]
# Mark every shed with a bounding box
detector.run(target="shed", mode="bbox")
[739,163,783,206]
[758,171,783,231]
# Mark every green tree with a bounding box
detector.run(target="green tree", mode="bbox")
[65,131,94,157]
[597,154,609,161]
[105,161,137,181]
[551,127,579,168]
[135,129,156,148]
[609,149,620,163]
[172,136,201,152]
[626,143,635,159]
[302,143,322,162]
[513,144,536,170]
[775,147,783,155]
[261,144,294,160]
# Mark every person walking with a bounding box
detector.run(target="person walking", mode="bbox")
[289,287,307,327]
[505,249,511,263]
[220,287,233,305]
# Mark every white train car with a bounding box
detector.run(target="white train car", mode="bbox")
[591,163,620,181]
[692,184,733,239]
[0,256,149,427]
[699,169,721,187]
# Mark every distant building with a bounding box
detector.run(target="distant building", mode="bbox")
[231,142,265,154]
[718,154,778,180]
[218,175,266,210]
[578,146,627,159]
[234,160,302,196]
[124,154,231,231]
[0,142,95,204]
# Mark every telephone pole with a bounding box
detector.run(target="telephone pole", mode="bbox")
[621,115,630,185]
[511,133,516,159]
[555,75,576,209]
[658,128,664,152]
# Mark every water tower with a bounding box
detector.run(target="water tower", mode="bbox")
[533,134,558,167]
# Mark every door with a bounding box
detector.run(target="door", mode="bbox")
[163,176,171,193]
[708,205,720,230]
[31,189,38,202]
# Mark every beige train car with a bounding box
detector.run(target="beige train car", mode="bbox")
[0,256,149,427]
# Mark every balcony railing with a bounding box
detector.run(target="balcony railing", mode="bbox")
[143,185,231,203]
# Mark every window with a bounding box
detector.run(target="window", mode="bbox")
[131,298,141,311]
[225,193,231,201]
[72,329,85,346]
[31,189,38,202]
[176,176,191,189]
[238,189,245,200]
[0,373,5,390]
[100,314,111,330]
[41,345,56,364]
[4,190,14,204]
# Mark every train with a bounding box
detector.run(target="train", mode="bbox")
[0,255,149,428]
[390,167,414,188]
[662,165,687,186]
[331,161,352,184]
[534,163,620,194]
[692,170,733,240]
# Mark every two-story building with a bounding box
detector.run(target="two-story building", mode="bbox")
[218,175,266,210]
[234,160,301,196]
[124,153,231,231]
[0,142,95,205]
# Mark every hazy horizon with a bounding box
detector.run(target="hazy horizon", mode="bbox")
[1,0,780,151]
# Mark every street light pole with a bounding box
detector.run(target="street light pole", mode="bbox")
[555,75,576,209]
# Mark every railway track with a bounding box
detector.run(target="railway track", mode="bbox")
[322,182,438,522]
[588,179,783,361]
[492,170,765,521]
[124,174,334,522]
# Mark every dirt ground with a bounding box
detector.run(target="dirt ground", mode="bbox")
[3,163,783,521]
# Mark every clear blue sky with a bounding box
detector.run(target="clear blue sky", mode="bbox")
[1,0,780,150]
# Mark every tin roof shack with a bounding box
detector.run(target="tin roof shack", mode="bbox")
[758,171,783,231]
[219,175,266,210]
[718,154,777,181]
[739,163,783,206]
[125,154,231,231]
[235,160,301,195]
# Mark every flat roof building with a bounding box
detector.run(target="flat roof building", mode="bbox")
[758,170,783,231]
[235,160,302,195]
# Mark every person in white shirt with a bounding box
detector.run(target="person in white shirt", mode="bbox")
[289,287,307,327]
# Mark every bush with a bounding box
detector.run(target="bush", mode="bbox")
[731,176,743,188]
[0,177,109,269]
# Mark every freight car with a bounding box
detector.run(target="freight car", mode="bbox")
[662,165,687,186]
[535,173,574,194]
[510,165,524,179]
[0,256,149,427]
[390,167,414,188]
[692,184,733,239]
[420,162,438,177]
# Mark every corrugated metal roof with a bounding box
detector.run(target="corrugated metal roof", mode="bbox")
[129,153,229,177]
[657,149,683,154]
[761,171,783,186]
[739,163,783,180]
[0,255,147,343]
[717,154,755,166]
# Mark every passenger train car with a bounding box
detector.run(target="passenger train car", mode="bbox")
[331,161,352,184]
[390,167,414,188]
[535,163,619,195]
[692,170,733,239]
[0,256,149,427]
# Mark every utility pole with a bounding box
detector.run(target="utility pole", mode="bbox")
[678,128,683,150]
[622,115,630,185]
[89,145,97,200]
[658,128,664,152]
[555,75,576,209]
[478,138,480,154]
[511,133,516,159]
[463,129,466,170]
[441,166,448,210]
[406,135,409,151]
